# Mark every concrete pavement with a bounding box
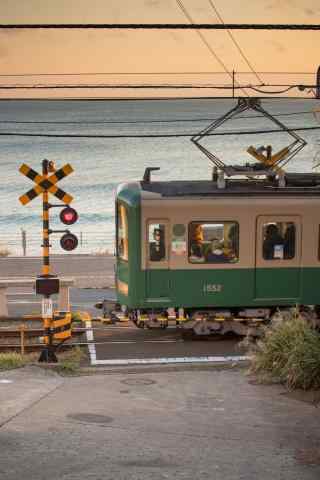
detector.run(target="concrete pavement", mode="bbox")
[0,366,62,428]
[0,366,319,479]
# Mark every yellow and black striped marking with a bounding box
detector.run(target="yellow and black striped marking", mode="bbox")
[44,312,72,344]
[42,193,50,276]
[19,163,74,205]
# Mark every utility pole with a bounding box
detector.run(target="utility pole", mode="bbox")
[232,70,235,98]
[21,229,26,256]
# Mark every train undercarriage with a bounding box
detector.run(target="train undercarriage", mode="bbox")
[108,305,320,338]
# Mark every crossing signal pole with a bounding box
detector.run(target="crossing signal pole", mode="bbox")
[19,159,78,362]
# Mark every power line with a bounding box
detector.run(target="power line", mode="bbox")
[0,23,319,30]
[175,0,248,96]
[0,125,319,138]
[0,83,315,93]
[0,71,316,77]
[207,0,263,84]
[0,110,315,125]
[0,83,258,89]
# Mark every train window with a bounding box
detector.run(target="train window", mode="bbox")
[172,224,187,256]
[262,222,295,260]
[188,222,239,263]
[117,203,128,261]
[148,223,166,262]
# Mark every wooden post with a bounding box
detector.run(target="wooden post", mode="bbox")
[19,323,26,356]
[0,286,8,318]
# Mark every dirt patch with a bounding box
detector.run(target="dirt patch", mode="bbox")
[282,389,320,406]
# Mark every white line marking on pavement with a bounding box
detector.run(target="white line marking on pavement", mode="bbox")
[0,379,13,384]
[90,355,249,366]
[91,340,182,344]
[85,319,97,364]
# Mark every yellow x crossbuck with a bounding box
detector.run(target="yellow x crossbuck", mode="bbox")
[19,163,74,205]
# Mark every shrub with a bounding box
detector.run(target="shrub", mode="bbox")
[0,353,26,370]
[0,247,11,257]
[250,315,320,390]
[54,347,86,376]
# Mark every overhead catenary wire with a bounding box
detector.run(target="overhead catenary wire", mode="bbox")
[1,125,320,138]
[0,23,319,30]
[0,83,316,94]
[207,0,263,85]
[0,83,261,89]
[0,110,316,125]
[175,0,248,96]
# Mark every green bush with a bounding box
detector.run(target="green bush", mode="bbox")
[54,347,86,376]
[250,315,320,390]
[0,353,26,370]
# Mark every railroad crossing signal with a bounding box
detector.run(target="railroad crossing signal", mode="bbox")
[19,159,77,363]
[19,162,73,205]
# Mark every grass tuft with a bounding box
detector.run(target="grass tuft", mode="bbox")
[250,315,320,390]
[54,347,86,376]
[0,352,26,370]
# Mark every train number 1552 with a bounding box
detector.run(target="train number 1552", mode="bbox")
[203,284,223,293]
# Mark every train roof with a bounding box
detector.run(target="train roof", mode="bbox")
[116,173,320,206]
[140,173,320,197]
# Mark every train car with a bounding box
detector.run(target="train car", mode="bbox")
[114,170,320,335]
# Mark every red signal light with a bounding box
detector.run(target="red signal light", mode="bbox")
[60,207,78,225]
[60,232,78,251]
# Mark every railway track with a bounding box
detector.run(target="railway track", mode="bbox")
[0,316,87,353]
[0,317,246,367]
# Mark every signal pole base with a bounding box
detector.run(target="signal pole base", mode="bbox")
[38,347,58,363]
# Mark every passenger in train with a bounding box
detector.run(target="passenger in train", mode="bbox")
[225,224,239,260]
[150,228,165,261]
[190,224,204,258]
[263,224,284,260]
[283,223,295,259]
[206,238,230,263]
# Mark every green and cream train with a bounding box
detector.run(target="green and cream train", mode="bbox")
[114,170,320,335]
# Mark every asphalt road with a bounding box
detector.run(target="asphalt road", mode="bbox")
[93,323,242,361]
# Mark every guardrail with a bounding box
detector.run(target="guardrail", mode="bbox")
[0,317,87,353]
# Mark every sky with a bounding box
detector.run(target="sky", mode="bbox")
[0,0,319,98]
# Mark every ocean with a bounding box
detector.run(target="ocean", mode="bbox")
[0,97,319,256]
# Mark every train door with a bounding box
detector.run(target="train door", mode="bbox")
[255,215,301,301]
[146,219,171,300]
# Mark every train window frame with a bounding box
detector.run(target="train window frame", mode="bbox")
[262,221,296,261]
[116,202,129,262]
[188,221,239,265]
